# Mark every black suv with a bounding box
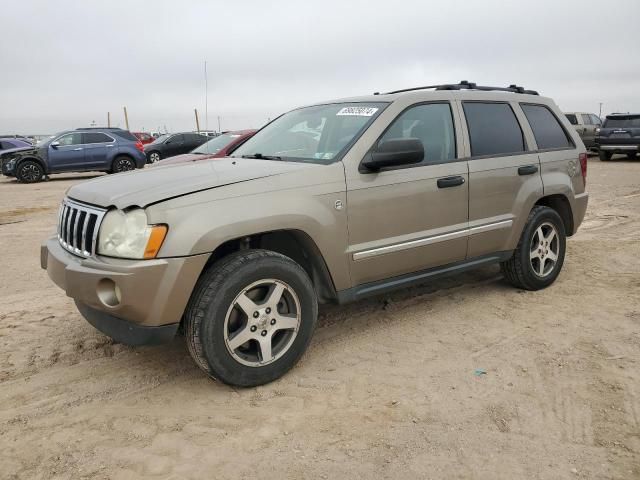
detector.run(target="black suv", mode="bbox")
[143,132,208,164]
[596,113,640,161]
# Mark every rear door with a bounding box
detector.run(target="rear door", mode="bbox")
[346,102,469,285]
[459,101,543,258]
[165,134,185,157]
[82,132,115,168]
[48,132,86,171]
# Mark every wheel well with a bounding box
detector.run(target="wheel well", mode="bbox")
[535,195,574,236]
[203,230,338,303]
[16,156,46,173]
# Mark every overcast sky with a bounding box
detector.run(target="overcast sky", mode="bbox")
[1,0,639,134]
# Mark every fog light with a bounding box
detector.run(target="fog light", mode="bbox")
[97,278,120,307]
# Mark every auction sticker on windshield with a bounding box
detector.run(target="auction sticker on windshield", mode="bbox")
[336,106,379,116]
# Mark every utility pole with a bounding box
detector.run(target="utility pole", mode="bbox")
[217,116,221,133]
[123,106,130,130]
[204,61,209,131]
[107,112,111,128]
[194,108,201,133]
[598,102,603,118]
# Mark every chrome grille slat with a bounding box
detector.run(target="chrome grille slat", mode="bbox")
[57,198,107,258]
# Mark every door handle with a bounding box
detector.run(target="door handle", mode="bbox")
[73,148,83,151]
[437,176,465,188]
[518,165,538,176]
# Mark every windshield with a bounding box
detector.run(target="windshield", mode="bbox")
[231,102,387,164]
[603,116,640,128]
[192,133,241,155]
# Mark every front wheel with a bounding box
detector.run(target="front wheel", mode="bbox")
[501,206,566,291]
[184,250,318,387]
[16,160,44,183]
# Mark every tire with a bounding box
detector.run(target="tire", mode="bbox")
[500,206,566,291]
[16,160,44,183]
[626,152,637,160]
[111,156,136,173]
[599,150,612,161]
[147,151,161,164]
[184,249,318,387]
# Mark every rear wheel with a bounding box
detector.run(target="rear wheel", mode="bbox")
[184,250,318,387]
[16,160,44,183]
[148,151,161,164]
[599,150,612,161]
[501,206,566,291]
[111,156,136,173]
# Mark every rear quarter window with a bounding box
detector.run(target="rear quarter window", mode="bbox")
[565,114,578,125]
[521,104,573,150]
[462,102,525,157]
[110,130,138,142]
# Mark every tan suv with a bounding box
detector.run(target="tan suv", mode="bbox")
[41,81,589,387]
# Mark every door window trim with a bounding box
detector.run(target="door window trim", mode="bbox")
[358,100,459,173]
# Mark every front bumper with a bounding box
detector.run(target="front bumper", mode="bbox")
[41,236,209,345]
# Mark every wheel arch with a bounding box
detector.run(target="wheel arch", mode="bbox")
[201,229,338,304]
[535,194,574,236]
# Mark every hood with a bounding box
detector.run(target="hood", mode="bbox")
[151,153,214,167]
[0,146,34,158]
[66,157,316,209]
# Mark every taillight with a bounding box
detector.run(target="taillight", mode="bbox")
[579,152,587,186]
[135,141,144,153]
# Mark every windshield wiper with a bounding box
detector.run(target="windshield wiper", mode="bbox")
[241,153,282,161]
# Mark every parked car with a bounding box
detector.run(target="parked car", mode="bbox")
[595,113,640,161]
[1,128,146,183]
[564,112,601,151]
[132,132,155,145]
[41,81,588,387]
[0,138,32,151]
[0,135,33,145]
[196,130,221,138]
[154,130,257,166]
[143,132,208,163]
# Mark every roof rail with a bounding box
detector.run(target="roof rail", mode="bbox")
[380,80,539,96]
[75,127,125,131]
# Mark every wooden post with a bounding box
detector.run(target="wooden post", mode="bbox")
[194,108,201,133]
[107,112,111,128]
[123,106,129,130]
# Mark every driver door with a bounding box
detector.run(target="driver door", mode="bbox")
[346,102,469,286]
[48,132,86,172]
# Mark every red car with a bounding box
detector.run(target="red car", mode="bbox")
[154,129,256,166]
[132,132,155,145]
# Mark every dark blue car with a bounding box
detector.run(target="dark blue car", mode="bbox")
[0,128,147,183]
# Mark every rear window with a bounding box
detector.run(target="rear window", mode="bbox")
[521,104,573,150]
[110,130,138,141]
[603,116,640,128]
[462,102,524,157]
[565,114,578,125]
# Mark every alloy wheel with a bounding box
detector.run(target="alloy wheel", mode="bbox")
[20,164,41,182]
[529,222,560,277]
[223,279,301,367]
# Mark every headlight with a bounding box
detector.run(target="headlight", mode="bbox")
[97,208,167,259]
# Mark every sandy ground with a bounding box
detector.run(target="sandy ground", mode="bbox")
[0,156,638,480]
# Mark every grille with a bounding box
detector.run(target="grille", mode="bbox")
[58,198,107,257]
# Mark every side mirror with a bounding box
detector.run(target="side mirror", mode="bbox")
[362,138,424,172]
[51,141,60,149]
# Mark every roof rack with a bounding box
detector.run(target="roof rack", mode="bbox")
[377,80,539,96]
[75,127,125,131]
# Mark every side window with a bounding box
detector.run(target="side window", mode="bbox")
[521,104,573,150]
[462,102,524,157]
[56,133,83,146]
[590,114,601,126]
[170,134,184,143]
[84,132,113,143]
[565,114,578,125]
[379,103,456,164]
[581,114,592,125]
